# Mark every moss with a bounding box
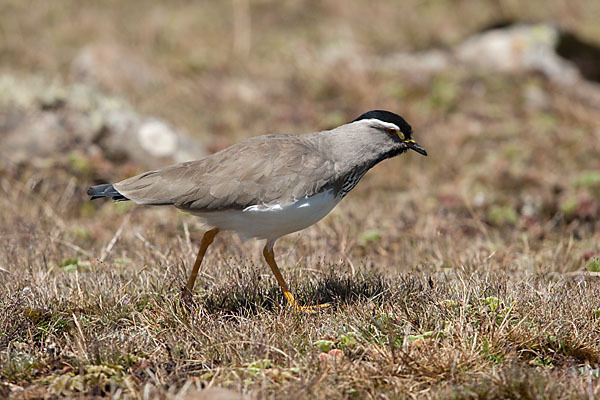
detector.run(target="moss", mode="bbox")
[488,205,519,226]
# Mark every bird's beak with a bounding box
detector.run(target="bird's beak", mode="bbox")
[404,139,427,156]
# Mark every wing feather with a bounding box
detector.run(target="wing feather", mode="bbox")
[114,134,337,211]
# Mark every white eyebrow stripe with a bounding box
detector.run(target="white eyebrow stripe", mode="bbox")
[353,118,400,131]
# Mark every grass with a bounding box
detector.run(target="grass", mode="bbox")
[1,0,600,398]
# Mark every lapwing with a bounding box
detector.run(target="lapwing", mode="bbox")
[88,110,427,311]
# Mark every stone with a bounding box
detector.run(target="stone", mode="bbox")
[181,387,246,400]
[455,24,580,84]
[0,111,74,166]
[0,73,207,170]
[99,110,207,167]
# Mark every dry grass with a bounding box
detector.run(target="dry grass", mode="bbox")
[2,0,600,398]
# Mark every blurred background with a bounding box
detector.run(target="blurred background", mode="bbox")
[1,0,600,277]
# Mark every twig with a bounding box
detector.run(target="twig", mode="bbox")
[72,312,88,362]
[564,271,600,278]
[135,231,168,261]
[53,237,94,258]
[100,212,132,262]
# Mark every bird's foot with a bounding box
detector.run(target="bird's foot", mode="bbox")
[284,292,330,314]
[292,302,331,314]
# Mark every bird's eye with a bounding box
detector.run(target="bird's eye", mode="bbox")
[384,128,406,140]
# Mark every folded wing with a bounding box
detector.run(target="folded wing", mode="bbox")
[114,135,337,211]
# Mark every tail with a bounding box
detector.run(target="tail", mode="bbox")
[87,183,129,202]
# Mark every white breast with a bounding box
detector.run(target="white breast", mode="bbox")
[192,190,341,241]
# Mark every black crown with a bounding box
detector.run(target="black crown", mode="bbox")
[353,110,412,136]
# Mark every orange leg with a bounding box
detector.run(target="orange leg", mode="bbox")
[184,228,219,296]
[262,244,330,313]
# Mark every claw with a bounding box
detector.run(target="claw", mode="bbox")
[293,303,331,314]
[284,291,330,313]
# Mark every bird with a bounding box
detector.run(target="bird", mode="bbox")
[88,110,427,312]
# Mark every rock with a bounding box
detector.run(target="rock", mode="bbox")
[377,23,597,87]
[138,120,178,158]
[181,387,246,400]
[99,110,207,167]
[0,73,207,170]
[0,111,77,167]
[555,31,600,83]
[455,24,580,84]
[97,110,142,162]
[523,84,550,111]
[70,43,163,93]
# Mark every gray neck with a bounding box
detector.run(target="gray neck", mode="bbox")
[319,124,384,168]
[311,121,404,197]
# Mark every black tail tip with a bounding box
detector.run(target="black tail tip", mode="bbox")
[87,183,129,201]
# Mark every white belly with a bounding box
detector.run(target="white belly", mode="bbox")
[192,190,340,241]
